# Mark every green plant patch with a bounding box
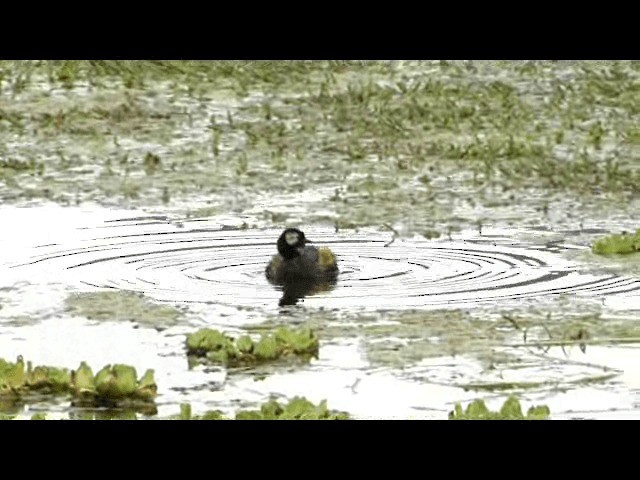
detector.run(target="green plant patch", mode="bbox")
[449,395,550,420]
[174,397,349,420]
[0,356,157,408]
[173,403,225,420]
[235,397,348,420]
[186,327,319,367]
[592,229,640,255]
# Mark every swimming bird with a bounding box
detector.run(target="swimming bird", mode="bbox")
[265,228,339,285]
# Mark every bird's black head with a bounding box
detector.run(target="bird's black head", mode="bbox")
[277,228,311,259]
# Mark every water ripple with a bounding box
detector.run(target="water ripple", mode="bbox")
[8,215,640,311]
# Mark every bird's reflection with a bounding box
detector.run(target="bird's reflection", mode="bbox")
[276,278,337,307]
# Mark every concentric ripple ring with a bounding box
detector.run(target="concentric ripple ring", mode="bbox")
[9,216,640,311]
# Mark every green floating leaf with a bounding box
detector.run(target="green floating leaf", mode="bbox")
[187,327,319,368]
[171,397,349,420]
[186,328,235,355]
[200,411,225,420]
[592,229,640,255]
[259,398,284,418]
[235,411,263,420]
[94,364,112,388]
[0,356,26,391]
[172,403,224,420]
[26,366,71,392]
[275,327,319,355]
[499,396,524,419]
[281,397,329,419]
[527,405,551,419]
[135,369,157,401]
[95,364,138,399]
[72,362,96,396]
[236,335,254,354]
[179,403,192,420]
[465,399,491,419]
[253,335,279,360]
[450,395,550,420]
[236,397,349,420]
[206,349,230,365]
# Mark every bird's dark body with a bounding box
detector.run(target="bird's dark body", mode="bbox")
[265,228,338,285]
[266,246,337,284]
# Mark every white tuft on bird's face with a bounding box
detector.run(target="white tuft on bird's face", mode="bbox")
[285,231,299,246]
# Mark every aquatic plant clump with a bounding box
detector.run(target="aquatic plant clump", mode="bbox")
[186,327,319,366]
[175,397,349,420]
[449,395,550,420]
[0,356,157,405]
[85,363,157,402]
[592,229,640,255]
[235,397,348,420]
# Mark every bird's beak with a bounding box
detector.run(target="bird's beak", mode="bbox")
[305,239,314,244]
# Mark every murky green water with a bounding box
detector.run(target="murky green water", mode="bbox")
[1,61,639,419]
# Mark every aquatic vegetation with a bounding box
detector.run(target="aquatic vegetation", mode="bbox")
[235,397,349,420]
[175,397,349,420]
[174,403,225,420]
[65,290,184,327]
[89,364,157,402]
[0,356,157,406]
[68,410,140,420]
[1,61,638,237]
[3,60,640,420]
[186,327,319,367]
[449,396,550,420]
[592,229,640,255]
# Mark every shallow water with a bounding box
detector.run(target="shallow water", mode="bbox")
[6,206,640,311]
[2,61,640,419]
[1,205,639,419]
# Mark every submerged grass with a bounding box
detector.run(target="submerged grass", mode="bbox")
[2,61,640,419]
[65,290,184,327]
[1,61,639,235]
[246,308,629,397]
